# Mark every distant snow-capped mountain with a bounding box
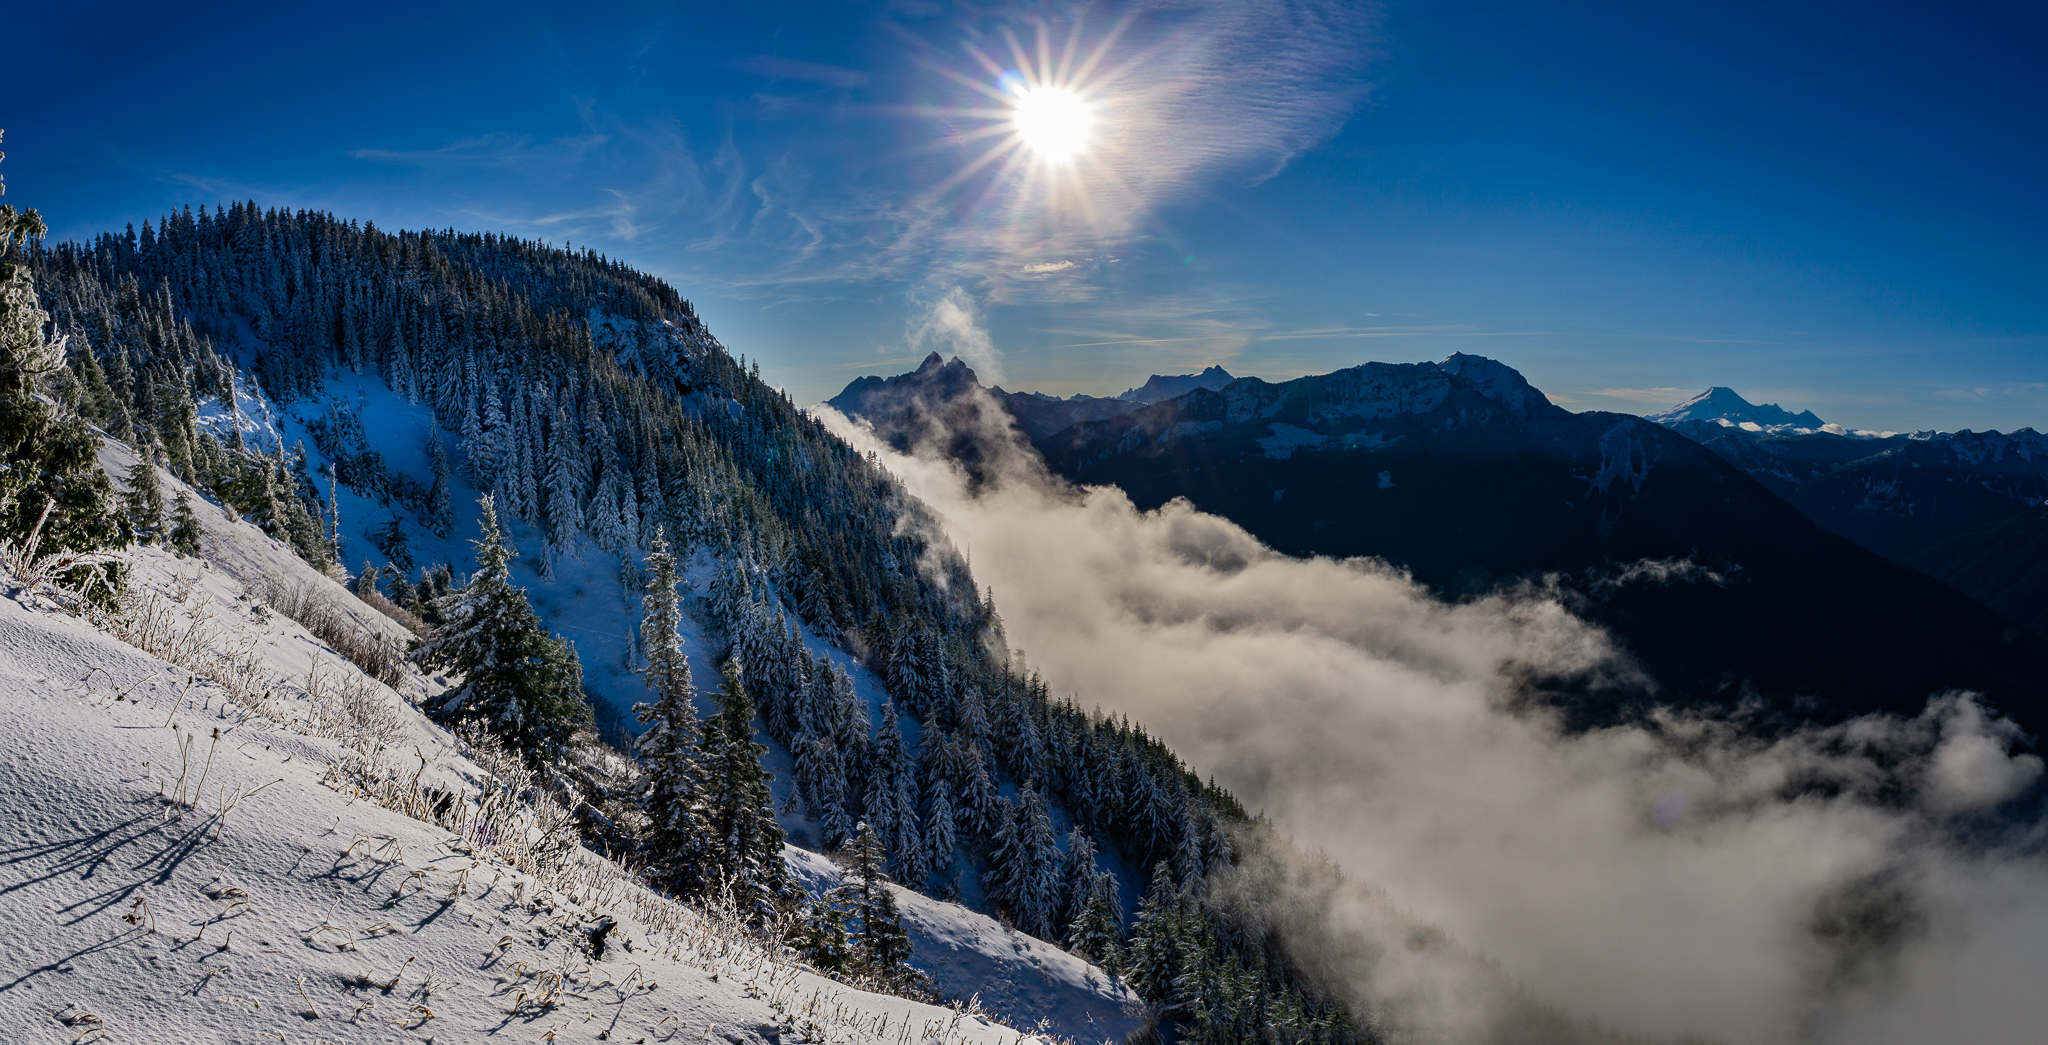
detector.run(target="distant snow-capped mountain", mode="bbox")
[1115,364,1236,403]
[1646,386,1826,430]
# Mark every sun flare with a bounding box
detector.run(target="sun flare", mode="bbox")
[1011,85,1094,162]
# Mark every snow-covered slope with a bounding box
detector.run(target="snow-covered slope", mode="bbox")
[785,851,1137,1043]
[0,431,1133,1045]
[0,588,1049,1045]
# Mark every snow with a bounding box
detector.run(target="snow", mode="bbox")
[1114,367,1234,404]
[0,407,1136,1044]
[1645,386,1825,429]
[1434,353,1546,412]
[193,368,288,454]
[783,852,1138,1043]
[1256,423,1329,461]
[0,588,1056,1045]
[1587,421,1655,495]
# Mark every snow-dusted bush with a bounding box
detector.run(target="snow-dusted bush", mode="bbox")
[301,657,407,756]
[258,575,405,685]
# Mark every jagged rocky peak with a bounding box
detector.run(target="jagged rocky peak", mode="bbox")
[826,353,987,416]
[1117,365,1237,403]
[1647,386,1826,429]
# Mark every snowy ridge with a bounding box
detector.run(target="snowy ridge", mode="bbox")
[1114,367,1235,404]
[0,431,1128,1045]
[785,851,1138,1042]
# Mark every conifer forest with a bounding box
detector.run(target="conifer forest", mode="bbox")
[9,201,1351,1042]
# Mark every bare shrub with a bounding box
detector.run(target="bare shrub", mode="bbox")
[357,586,428,637]
[258,577,406,686]
[303,658,408,756]
[324,722,580,881]
[106,583,270,711]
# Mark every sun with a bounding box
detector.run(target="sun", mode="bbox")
[1011,84,1094,163]
[918,17,1126,195]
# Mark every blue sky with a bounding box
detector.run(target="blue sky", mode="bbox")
[5,0,2044,431]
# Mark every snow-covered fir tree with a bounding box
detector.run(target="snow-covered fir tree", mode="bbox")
[410,496,590,763]
[1007,787,1061,939]
[1066,871,1123,970]
[1057,825,1098,932]
[634,527,709,897]
[120,452,165,544]
[167,490,202,557]
[425,431,452,536]
[831,823,912,978]
[1123,861,1183,1005]
[865,701,924,884]
[697,659,788,923]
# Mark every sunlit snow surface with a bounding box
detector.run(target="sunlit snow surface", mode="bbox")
[0,367,1135,1043]
[0,581,1058,1044]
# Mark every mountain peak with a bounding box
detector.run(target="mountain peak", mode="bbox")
[1117,365,1237,403]
[916,351,948,372]
[1433,353,1545,411]
[1647,387,1825,429]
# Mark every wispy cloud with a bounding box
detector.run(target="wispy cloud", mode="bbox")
[732,54,871,88]
[906,285,1004,381]
[1583,386,1694,404]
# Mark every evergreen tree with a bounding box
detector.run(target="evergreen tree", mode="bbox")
[543,405,583,546]
[698,659,788,923]
[1124,862,1182,1004]
[634,527,708,896]
[982,795,1021,913]
[388,569,417,611]
[923,774,957,878]
[1057,826,1099,932]
[411,495,591,763]
[831,823,912,975]
[0,155,130,594]
[795,726,853,848]
[1067,871,1124,970]
[957,740,999,841]
[865,702,913,871]
[792,894,853,973]
[425,432,453,536]
[1009,787,1060,939]
[376,513,413,572]
[167,491,203,557]
[121,453,165,544]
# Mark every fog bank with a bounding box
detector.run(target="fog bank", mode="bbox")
[820,401,2048,1044]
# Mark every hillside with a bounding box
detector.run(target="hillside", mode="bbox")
[1654,391,2048,632]
[12,206,1348,1043]
[0,440,1102,1044]
[1910,503,2048,638]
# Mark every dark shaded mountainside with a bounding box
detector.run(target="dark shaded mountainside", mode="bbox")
[1910,504,2048,638]
[1660,404,2048,628]
[830,352,1232,445]
[836,354,2048,737]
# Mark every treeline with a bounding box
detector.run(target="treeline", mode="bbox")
[23,203,1360,1043]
